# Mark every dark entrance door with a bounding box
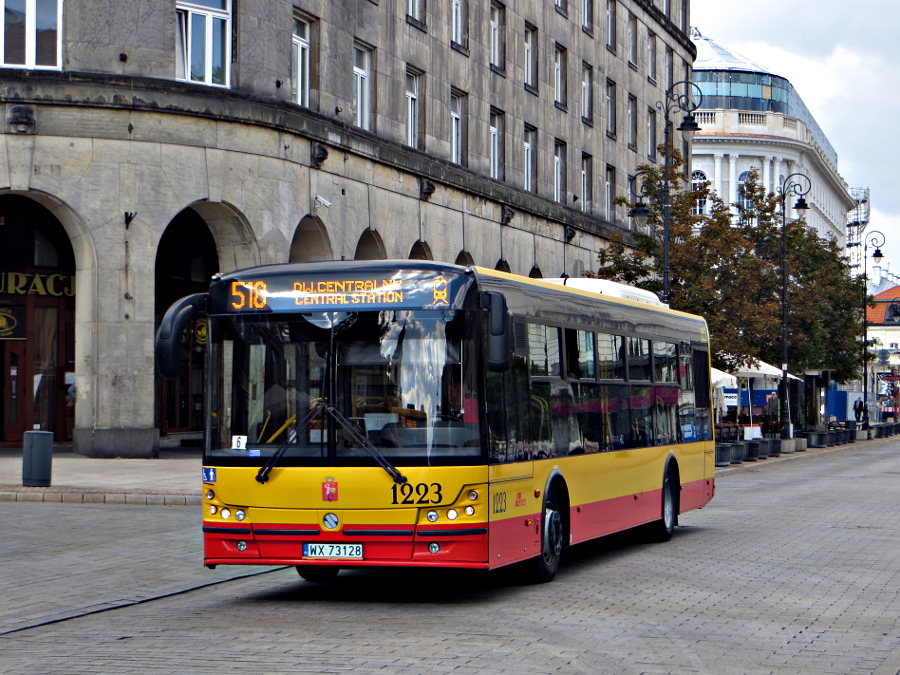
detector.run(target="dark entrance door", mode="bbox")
[156,208,218,436]
[1,341,27,443]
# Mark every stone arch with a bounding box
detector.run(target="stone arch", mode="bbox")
[409,240,433,260]
[186,200,260,273]
[155,206,222,437]
[495,259,511,273]
[528,266,543,278]
[354,229,387,260]
[455,250,475,266]
[0,191,86,445]
[290,214,333,262]
[0,190,96,447]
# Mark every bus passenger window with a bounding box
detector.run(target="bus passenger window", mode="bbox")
[528,323,561,377]
[597,333,625,380]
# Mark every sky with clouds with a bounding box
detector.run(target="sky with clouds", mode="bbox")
[690,0,900,274]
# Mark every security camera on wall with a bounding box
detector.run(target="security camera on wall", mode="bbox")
[315,195,332,208]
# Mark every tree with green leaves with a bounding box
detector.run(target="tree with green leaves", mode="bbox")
[593,149,867,381]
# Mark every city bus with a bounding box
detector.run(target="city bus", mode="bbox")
[156,260,715,583]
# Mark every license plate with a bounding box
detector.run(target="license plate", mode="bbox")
[302,543,363,559]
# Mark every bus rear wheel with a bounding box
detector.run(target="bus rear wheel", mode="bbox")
[531,487,564,583]
[296,565,340,582]
[646,468,677,543]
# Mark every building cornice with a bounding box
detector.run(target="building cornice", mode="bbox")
[0,68,629,245]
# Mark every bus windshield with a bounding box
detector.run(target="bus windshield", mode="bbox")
[207,308,484,467]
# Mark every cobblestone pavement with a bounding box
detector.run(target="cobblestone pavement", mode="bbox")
[2,442,899,674]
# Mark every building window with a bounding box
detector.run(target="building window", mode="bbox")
[451,0,467,47]
[405,68,421,148]
[627,13,637,66]
[692,170,707,215]
[524,125,537,192]
[524,23,538,91]
[490,108,504,180]
[407,0,424,22]
[554,140,567,203]
[581,62,592,122]
[352,43,373,131]
[606,79,616,137]
[665,47,674,92]
[554,44,567,108]
[291,17,311,107]
[555,0,567,14]
[680,0,687,31]
[450,89,466,165]
[647,107,657,159]
[606,0,616,51]
[627,94,637,150]
[647,32,657,82]
[605,165,616,221]
[581,154,593,213]
[738,170,754,212]
[177,0,232,87]
[1,0,62,68]
[582,0,593,31]
[490,2,505,70]
[663,0,671,18]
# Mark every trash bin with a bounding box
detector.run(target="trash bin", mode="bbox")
[22,430,53,487]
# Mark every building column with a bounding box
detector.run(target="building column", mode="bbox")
[713,153,724,200]
[773,157,782,190]
[728,154,738,211]
[762,156,772,196]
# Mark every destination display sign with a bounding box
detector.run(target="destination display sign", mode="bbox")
[212,269,471,313]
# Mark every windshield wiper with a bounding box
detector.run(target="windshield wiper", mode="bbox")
[255,402,325,484]
[322,404,408,485]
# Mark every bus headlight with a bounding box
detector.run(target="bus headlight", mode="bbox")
[208,505,218,515]
[468,490,478,501]
[205,489,215,501]
[465,506,476,517]
[236,541,247,551]
[220,508,231,520]
[429,543,440,554]
[447,509,458,521]
[427,510,439,522]
[235,509,246,521]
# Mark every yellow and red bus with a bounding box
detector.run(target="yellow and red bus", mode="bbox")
[156,261,715,582]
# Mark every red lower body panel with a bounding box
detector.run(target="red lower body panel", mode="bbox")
[203,522,489,569]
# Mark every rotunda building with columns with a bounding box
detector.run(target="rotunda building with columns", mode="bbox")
[689,29,854,244]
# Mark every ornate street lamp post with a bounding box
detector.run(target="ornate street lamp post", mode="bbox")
[860,230,884,436]
[779,173,811,440]
[628,81,702,305]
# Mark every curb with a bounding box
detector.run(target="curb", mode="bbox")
[0,486,200,506]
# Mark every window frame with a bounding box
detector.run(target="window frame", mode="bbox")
[554,43,567,109]
[490,108,505,180]
[291,16,312,107]
[524,23,538,92]
[0,0,63,70]
[352,42,374,131]
[606,0,616,52]
[553,139,567,204]
[405,67,422,149]
[524,124,537,193]
[605,79,617,138]
[581,62,593,122]
[176,0,233,88]
[647,107,657,160]
[580,153,592,213]
[451,0,468,47]
[490,1,506,72]
[450,89,467,165]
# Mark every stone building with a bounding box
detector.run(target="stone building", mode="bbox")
[689,29,854,245]
[0,0,695,457]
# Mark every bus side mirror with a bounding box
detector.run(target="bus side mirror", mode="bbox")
[156,293,208,379]
[482,291,512,372]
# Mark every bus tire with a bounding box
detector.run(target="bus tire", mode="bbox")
[531,487,564,583]
[296,565,340,582]
[647,467,677,543]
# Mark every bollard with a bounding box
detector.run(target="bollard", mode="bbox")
[22,431,54,487]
